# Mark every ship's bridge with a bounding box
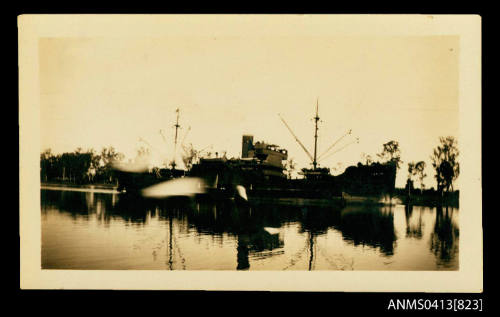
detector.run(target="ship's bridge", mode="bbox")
[248,141,288,168]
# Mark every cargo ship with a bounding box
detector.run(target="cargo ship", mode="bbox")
[114,103,396,204]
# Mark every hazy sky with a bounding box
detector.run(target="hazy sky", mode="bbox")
[39,35,458,188]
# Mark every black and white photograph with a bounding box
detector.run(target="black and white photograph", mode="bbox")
[19,14,482,292]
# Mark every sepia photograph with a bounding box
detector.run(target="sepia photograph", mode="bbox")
[19,14,482,291]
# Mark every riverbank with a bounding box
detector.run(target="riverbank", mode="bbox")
[40,182,118,193]
[40,182,458,207]
[41,182,118,189]
[394,189,459,208]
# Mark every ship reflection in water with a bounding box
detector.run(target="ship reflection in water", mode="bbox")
[41,189,458,270]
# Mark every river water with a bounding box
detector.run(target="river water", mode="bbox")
[41,189,459,270]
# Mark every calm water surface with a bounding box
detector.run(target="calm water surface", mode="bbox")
[41,189,459,270]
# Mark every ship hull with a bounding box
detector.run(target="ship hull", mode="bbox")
[189,159,396,205]
[114,168,186,194]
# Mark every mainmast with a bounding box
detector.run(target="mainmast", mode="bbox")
[313,98,320,170]
[279,98,358,174]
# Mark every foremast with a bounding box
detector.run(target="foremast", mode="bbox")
[171,108,181,169]
[313,99,320,170]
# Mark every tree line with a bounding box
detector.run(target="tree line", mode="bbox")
[366,136,459,200]
[41,136,460,200]
[40,147,124,184]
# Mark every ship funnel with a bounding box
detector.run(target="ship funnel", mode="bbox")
[242,135,254,158]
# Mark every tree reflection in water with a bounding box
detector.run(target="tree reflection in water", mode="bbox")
[430,205,459,268]
[405,204,424,239]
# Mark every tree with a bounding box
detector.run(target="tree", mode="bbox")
[41,148,52,160]
[58,151,93,184]
[414,161,427,191]
[40,149,53,181]
[406,162,416,198]
[40,147,124,184]
[377,140,402,169]
[407,162,416,180]
[101,146,123,166]
[407,161,426,190]
[431,136,459,195]
[88,148,101,169]
[99,146,125,183]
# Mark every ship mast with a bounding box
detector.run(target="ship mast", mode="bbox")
[313,98,320,170]
[280,99,358,173]
[278,99,320,169]
[172,108,181,169]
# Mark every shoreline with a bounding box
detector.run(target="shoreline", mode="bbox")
[40,182,457,208]
[41,182,119,194]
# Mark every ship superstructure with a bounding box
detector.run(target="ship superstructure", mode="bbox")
[240,135,288,179]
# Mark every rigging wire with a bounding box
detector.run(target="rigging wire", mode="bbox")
[319,137,360,163]
[278,114,314,163]
[317,129,352,161]
[181,126,191,147]
[138,137,164,155]
[159,129,168,145]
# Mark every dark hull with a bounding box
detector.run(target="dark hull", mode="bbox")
[190,160,396,203]
[114,168,186,194]
[115,160,396,205]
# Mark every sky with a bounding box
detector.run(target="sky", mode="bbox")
[39,35,458,188]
